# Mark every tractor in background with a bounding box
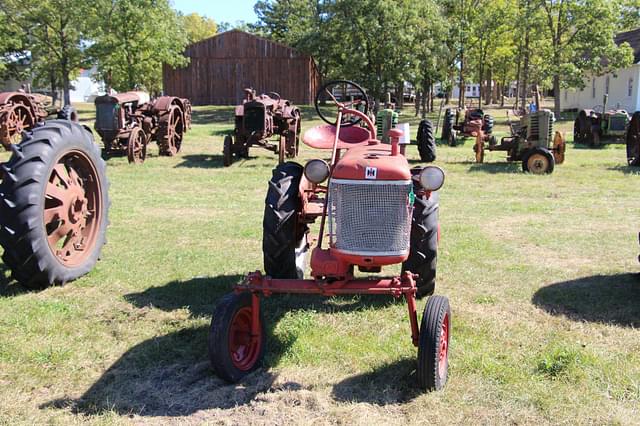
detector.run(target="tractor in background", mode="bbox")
[574,95,630,147]
[441,106,495,147]
[223,89,301,166]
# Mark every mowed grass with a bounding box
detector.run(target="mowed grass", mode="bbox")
[0,100,639,424]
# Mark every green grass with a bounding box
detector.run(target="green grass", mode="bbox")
[0,100,639,424]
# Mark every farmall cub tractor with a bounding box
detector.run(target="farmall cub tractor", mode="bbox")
[209,81,451,391]
[94,92,190,164]
[223,89,301,166]
[474,106,566,174]
[441,106,495,147]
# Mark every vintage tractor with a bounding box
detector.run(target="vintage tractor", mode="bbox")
[474,108,566,174]
[626,112,640,166]
[94,92,191,164]
[441,106,495,147]
[0,92,78,150]
[574,95,631,147]
[208,80,451,391]
[0,120,109,288]
[223,89,301,167]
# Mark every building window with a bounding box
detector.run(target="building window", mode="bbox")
[629,78,634,97]
[605,76,610,94]
[592,78,596,98]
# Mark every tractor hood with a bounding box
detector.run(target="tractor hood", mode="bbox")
[332,144,411,181]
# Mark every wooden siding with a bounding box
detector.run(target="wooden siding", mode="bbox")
[163,30,322,105]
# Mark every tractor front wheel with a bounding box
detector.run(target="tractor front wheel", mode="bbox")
[417,119,436,162]
[403,186,439,298]
[208,292,265,383]
[263,162,308,279]
[417,295,451,391]
[522,147,555,174]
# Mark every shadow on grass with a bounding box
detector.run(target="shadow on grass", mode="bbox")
[191,108,233,125]
[331,358,421,405]
[607,165,640,175]
[466,162,521,174]
[174,154,226,169]
[0,263,38,297]
[42,275,401,417]
[532,273,640,327]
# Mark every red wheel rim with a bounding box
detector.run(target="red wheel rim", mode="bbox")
[438,312,450,381]
[228,307,261,371]
[44,150,103,267]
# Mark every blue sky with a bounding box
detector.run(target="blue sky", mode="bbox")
[172,0,258,23]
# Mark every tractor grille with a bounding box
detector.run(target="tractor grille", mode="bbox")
[95,103,118,131]
[609,115,627,132]
[527,110,554,144]
[244,104,265,134]
[328,179,413,256]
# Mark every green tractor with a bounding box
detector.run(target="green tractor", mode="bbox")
[474,108,566,174]
[574,95,631,147]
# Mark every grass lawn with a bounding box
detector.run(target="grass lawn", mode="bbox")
[0,100,639,424]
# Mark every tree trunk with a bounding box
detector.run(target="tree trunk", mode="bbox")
[459,48,465,108]
[421,78,428,119]
[415,91,421,117]
[396,81,404,108]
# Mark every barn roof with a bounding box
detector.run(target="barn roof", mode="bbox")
[615,27,640,64]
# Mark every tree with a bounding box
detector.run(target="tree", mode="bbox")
[90,0,188,93]
[617,0,640,31]
[539,0,634,115]
[182,13,218,44]
[0,0,92,105]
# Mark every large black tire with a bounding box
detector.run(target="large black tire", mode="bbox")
[208,292,265,383]
[417,295,451,391]
[417,119,436,163]
[223,135,233,167]
[263,162,308,279]
[482,114,494,134]
[573,118,583,145]
[0,120,109,288]
[441,108,453,140]
[626,112,640,166]
[522,147,555,174]
[402,176,439,298]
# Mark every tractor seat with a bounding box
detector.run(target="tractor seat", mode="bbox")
[303,124,371,150]
[468,109,484,120]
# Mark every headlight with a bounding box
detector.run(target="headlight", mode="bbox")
[304,159,330,183]
[419,166,445,191]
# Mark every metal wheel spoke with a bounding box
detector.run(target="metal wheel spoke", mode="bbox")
[43,205,66,223]
[46,181,68,202]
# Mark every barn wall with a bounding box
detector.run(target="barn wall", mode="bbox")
[163,30,322,106]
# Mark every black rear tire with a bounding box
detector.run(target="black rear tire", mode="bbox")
[482,114,494,134]
[417,295,451,391]
[0,120,109,288]
[208,292,265,383]
[626,112,640,166]
[441,109,453,140]
[403,174,439,298]
[263,162,308,279]
[417,119,436,163]
[223,135,233,167]
[57,105,78,122]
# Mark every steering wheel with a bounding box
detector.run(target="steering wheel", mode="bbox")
[314,80,369,127]
[267,92,281,101]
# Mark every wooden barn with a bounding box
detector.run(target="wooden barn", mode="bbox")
[163,30,322,106]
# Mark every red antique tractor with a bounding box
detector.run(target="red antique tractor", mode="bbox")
[209,81,451,391]
[223,89,301,166]
[441,106,495,147]
[0,92,78,150]
[0,119,109,288]
[94,92,191,164]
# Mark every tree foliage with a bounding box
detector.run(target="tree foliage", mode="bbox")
[182,13,218,44]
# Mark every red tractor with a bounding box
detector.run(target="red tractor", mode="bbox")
[441,106,495,147]
[223,89,301,166]
[209,81,451,391]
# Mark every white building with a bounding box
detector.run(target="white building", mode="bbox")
[560,28,640,112]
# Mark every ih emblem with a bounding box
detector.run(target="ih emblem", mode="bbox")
[365,166,377,179]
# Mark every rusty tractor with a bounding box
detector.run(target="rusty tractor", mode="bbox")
[441,106,495,147]
[574,95,632,147]
[223,89,301,167]
[473,107,566,174]
[208,80,451,391]
[0,92,79,150]
[0,119,110,289]
[94,91,191,164]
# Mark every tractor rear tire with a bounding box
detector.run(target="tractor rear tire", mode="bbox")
[57,105,78,122]
[208,292,265,383]
[417,119,436,163]
[263,162,308,279]
[573,118,583,145]
[626,112,640,166]
[402,186,439,299]
[441,109,453,140]
[0,120,109,289]
[417,295,451,391]
[223,135,233,167]
[522,147,555,174]
[482,114,494,134]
